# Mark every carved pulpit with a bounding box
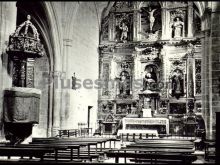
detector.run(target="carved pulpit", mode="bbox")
[4,15,44,144]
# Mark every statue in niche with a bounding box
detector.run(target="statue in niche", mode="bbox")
[119,22,129,42]
[148,7,157,32]
[119,71,130,96]
[172,17,184,38]
[143,66,157,90]
[171,69,184,99]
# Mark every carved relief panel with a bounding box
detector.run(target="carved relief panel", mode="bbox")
[194,59,201,95]
[102,63,110,96]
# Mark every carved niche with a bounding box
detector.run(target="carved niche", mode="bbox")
[139,2,162,41]
[116,61,133,98]
[170,69,184,99]
[170,9,187,38]
[143,64,158,91]
[169,60,186,99]
[114,13,133,42]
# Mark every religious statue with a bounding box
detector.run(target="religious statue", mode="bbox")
[72,73,76,90]
[119,71,130,96]
[171,69,184,98]
[143,67,157,90]
[148,7,157,32]
[119,22,128,41]
[172,17,184,38]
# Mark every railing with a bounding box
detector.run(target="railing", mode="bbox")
[118,133,203,142]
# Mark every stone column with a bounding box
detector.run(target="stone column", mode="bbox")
[210,3,220,139]
[187,2,193,38]
[132,52,141,99]
[51,71,62,136]
[109,13,114,41]
[161,7,167,40]
[60,39,72,129]
[186,44,195,112]
[133,10,140,41]
[201,29,211,139]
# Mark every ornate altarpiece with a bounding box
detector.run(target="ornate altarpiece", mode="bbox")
[98,1,202,135]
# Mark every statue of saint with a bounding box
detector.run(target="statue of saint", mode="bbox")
[143,67,157,90]
[119,71,130,95]
[119,22,129,41]
[172,17,184,38]
[171,70,184,98]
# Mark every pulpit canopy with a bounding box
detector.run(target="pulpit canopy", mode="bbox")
[7,15,45,58]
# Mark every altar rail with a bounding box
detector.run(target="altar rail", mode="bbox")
[119,133,199,142]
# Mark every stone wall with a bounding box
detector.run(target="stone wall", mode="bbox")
[0,2,16,139]
[32,55,50,137]
[210,2,220,138]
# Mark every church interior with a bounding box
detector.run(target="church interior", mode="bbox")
[0,1,219,164]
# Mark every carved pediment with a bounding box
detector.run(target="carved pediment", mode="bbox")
[111,1,134,12]
[105,113,115,122]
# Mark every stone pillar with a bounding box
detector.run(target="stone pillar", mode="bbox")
[187,45,195,97]
[166,9,171,39]
[210,3,220,139]
[51,71,61,136]
[161,7,167,40]
[109,13,114,41]
[187,2,193,38]
[201,29,211,139]
[132,52,141,99]
[186,44,195,113]
[60,38,72,129]
[133,10,140,41]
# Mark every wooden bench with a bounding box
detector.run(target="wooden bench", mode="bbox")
[30,140,101,161]
[204,139,215,161]
[106,151,197,164]
[30,136,120,162]
[0,146,54,160]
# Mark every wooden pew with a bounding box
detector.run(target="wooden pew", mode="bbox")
[128,139,194,150]
[0,146,54,160]
[31,136,119,162]
[15,143,81,161]
[30,140,100,161]
[204,139,215,161]
[106,151,197,164]
[105,138,196,164]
